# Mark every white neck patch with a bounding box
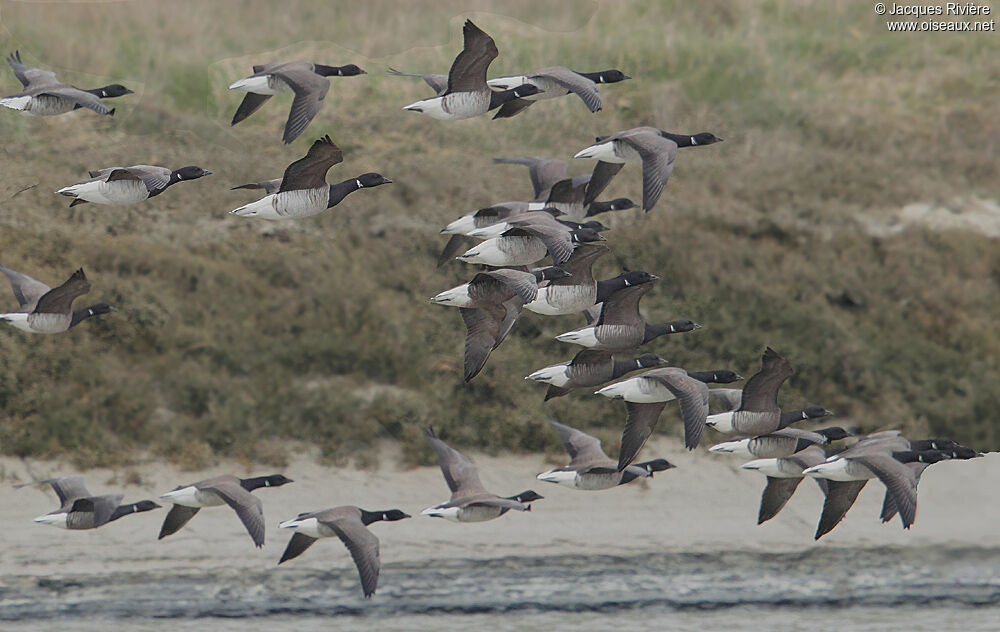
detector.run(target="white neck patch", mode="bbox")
[690,136,697,145]
[356,179,363,188]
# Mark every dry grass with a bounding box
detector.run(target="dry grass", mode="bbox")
[0,0,998,467]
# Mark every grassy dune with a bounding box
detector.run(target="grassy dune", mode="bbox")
[0,1,998,468]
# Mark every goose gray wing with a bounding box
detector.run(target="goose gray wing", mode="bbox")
[616,130,678,211]
[460,302,510,382]
[470,269,538,304]
[493,156,568,200]
[491,98,535,119]
[270,63,330,144]
[74,494,122,528]
[438,235,474,267]
[596,282,652,328]
[231,92,272,126]
[325,513,381,598]
[278,135,343,193]
[501,225,574,265]
[880,462,928,523]
[531,66,602,112]
[446,20,498,94]
[566,348,614,380]
[0,265,51,311]
[786,445,831,496]
[619,401,667,470]
[758,477,804,524]
[582,303,602,325]
[739,347,793,413]
[209,480,266,547]
[16,476,91,507]
[648,371,711,450]
[848,454,920,529]
[709,388,743,412]
[158,505,200,539]
[425,429,489,501]
[548,419,609,467]
[768,427,826,452]
[556,243,608,283]
[231,178,282,195]
[387,67,448,94]
[545,177,588,205]
[815,480,867,540]
[109,165,172,193]
[583,161,624,206]
[7,51,58,88]
[32,268,89,315]
[279,532,318,564]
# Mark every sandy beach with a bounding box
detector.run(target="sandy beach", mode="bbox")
[3,437,997,577]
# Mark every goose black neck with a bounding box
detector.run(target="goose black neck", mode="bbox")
[314,64,350,77]
[328,178,364,208]
[612,356,645,379]
[686,371,719,384]
[109,501,157,522]
[360,509,385,526]
[596,276,628,303]
[585,200,614,217]
[577,71,608,83]
[778,409,809,427]
[659,132,698,147]
[488,87,526,109]
[240,476,272,492]
[69,304,104,328]
[643,322,677,342]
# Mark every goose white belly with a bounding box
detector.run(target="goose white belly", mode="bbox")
[525,364,570,386]
[555,326,600,347]
[1,313,41,333]
[228,74,290,95]
[404,92,491,120]
[58,179,150,205]
[160,485,225,508]
[709,438,753,456]
[595,377,675,402]
[230,188,330,220]
[278,516,335,538]
[524,284,596,315]
[803,458,874,482]
[456,236,547,266]
[705,411,735,432]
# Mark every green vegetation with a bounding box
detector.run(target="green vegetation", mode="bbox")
[0,1,998,469]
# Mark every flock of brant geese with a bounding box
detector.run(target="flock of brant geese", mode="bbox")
[2,20,985,600]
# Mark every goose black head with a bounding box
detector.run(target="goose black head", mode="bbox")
[571,227,606,244]
[264,474,294,487]
[621,270,659,286]
[379,509,411,521]
[950,445,982,459]
[636,353,668,368]
[173,166,213,180]
[817,427,850,441]
[511,84,542,99]
[665,319,700,333]
[641,458,675,474]
[337,64,366,76]
[609,198,638,211]
[580,220,609,232]
[599,69,630,83]
[69,302,116,328]
[533,266,572,282]
[691,132,724,146]
[96,84,134,98]
[706,369,743,384]
[802,405,835,419]
[356,172,393,188]
[133,500,161,512]
[515,490,544,503]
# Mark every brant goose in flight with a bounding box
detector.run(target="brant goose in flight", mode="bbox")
[527,349,668,401]
[457,222,605,267]
[158,473,293,547]
[488,67,630,118]
[523,244,609,316]
[709,418,846,458]
[555,272,700,351]
[803,435,979,538]
[230,135,391,220]
[278,505,410,598]
[422,428,542,522]
[493,156,569,201]
[19,476,159,529]
[494,156,638,218]
[229,60,365,143]
[704,348,798,436]
[57,165,211,206]
[402,20,541,120]
[614,368,744,467]
[596,369,742,402]
[740,445,833,525]
[537,419,673,490]
[574,127,723,211]
[0,266,114,334]
[2,51,131,116]
[431,267,568,382]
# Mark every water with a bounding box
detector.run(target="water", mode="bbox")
[2,547,998,630]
